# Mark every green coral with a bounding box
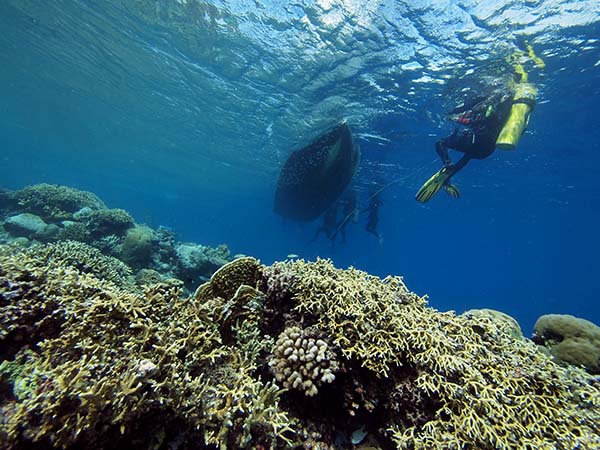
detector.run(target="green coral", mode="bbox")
[12,184,105,222]
[0,352,39,401]
[534,314,600,374]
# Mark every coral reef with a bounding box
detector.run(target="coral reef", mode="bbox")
[10,183,106,221]
[78,207,135,238]
[533,313,600,374]
[1,242,599,449]
[0,185,232,294]
[0,244,293,449]
[260,259,600,449]
[176,242,231,290]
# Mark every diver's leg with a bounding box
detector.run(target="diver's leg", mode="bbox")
[446,154,471,180]
[436,140,451,166]
[417,131,467,203]
[437,128,467,166]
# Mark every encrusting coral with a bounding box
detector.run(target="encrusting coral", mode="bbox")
[1,244,599,449]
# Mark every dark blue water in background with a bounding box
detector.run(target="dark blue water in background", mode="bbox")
[1,1,599,335]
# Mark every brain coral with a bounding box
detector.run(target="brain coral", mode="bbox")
[534,313,600,374]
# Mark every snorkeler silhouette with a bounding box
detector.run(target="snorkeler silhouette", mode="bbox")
[313,190,359,246]
[311,204,339,243]
[334,190,359,244]
[366,193,383,245]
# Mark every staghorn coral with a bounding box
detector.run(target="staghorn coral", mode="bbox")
[0,242,295,449]
[270,325,338,396]
[11,184,106,222]
[533,314,600,374]
[262,258,600,449]
[21,240,133,287]
[2,245,600,450]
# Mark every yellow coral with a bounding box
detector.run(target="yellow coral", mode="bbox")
[269,258,600,449]
[2,247,599,449]
[0,243,293,449]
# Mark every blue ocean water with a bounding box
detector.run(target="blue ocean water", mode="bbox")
[1,0,599,335]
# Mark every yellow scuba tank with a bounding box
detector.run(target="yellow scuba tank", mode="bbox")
[496,82,537,150]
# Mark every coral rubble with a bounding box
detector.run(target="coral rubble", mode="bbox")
[1,245,599,449]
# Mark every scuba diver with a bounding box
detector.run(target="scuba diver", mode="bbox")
[312,188,386,246]
[415,56,539,203]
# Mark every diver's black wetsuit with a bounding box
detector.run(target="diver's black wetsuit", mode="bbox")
[437,90,513,178]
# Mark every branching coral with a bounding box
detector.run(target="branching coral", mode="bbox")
[80,208,135,238]
[0,244,295,449]
[262,258,600,449]
[2,245,600,450]
[20,240,133,287]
